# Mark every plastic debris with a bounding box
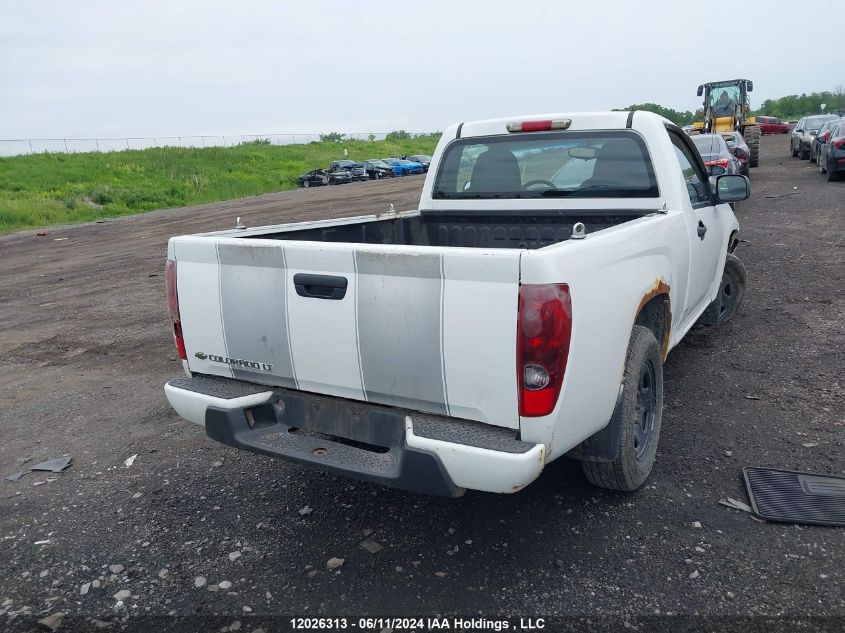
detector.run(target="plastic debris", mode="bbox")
[124,454,138,468]
[30,456,72,473]
[4,472,27,482]
[719,497,752,513]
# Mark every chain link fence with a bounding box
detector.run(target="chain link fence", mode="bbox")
[0,132,432,157]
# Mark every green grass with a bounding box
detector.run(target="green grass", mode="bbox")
[0,136,440,233]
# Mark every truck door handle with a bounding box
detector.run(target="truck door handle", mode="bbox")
[293,273,348,300]
[697,220,707,240]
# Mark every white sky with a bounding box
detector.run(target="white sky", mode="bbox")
[1,0,841,139]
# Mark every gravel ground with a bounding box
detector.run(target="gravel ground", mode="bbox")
[0,135,842,633]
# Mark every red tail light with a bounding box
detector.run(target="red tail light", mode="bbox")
[704,159,731,169]
[165,260,187,360]
[506,119,571,133]
[833,139,845,149]
[517,284,572,417]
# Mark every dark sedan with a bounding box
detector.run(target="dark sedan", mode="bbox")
[810,119,844,164]
[790,114,840,159]
[408,154,432,172]
[363,159,396,179]
[298,169,329,188]
[329,160,368,181]
[327,168,353,185]
[817,119,845,181]
[719,131,751,176]
[691,134,742,176]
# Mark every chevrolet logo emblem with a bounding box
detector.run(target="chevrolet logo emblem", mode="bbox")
[194,352,208,360]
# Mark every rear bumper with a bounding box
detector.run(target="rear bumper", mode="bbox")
[164,375,544,496]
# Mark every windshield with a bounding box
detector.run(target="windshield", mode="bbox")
[367,160,389,167]
[709,85,740,116]
[433,131,658,199]
[334,160,354,167]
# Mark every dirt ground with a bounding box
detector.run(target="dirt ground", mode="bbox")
[1,135,843,632]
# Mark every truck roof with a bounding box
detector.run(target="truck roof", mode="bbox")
[451,111,672,140]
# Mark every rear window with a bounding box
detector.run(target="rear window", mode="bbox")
[692,135,726,155]
[433,131,659,199]
[805,115,837,131]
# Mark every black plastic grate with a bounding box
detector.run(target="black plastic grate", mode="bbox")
[743,467,845,527]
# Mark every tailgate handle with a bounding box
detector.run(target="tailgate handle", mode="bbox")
[293,273,348,300]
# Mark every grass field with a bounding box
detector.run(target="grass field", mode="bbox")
[0,136,439,233]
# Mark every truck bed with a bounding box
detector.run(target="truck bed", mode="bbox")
[238,209,655,250]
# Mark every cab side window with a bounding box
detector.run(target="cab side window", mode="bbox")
[668,132,710,207]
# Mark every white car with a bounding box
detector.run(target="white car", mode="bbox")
[163,111,749,496]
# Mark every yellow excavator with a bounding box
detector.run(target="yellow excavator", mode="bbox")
[690,79,759,168]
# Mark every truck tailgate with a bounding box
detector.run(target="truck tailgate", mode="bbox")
[171,237,522,429]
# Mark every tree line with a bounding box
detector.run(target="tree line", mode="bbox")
[616,87,845,126]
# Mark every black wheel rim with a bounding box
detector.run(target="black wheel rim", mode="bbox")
[633,360,657,462]
[716,271,736,323]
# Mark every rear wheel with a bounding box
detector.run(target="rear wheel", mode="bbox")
[579,326,663,492]
[744,125,760,168]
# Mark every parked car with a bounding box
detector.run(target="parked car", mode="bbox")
[384,158,424,176]
[691,134,743,175]
[791,114,840,159]
[755,116,790,135]
[817,119,845,181]
[363,159,395,179]
[719,131,751,176]
[810,119,844,164]
[327,168,353,185]
[408,154,432,171]
[329,160,368,181]
[164,110,749,496]
[297,169,329,188]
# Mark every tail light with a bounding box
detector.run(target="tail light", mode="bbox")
[165,260,187,360]
[833,139,845,149]
[704,159,731,169]
[517,284,572,417]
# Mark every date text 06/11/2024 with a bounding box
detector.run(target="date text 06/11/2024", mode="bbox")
[289,617,547,631]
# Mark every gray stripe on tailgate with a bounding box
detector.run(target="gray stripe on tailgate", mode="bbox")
[355,250,446,414]
[218,243,296,387]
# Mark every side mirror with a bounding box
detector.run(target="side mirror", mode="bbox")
[697,85,703,97]
[746,80,753,92]
[715,174,750,203]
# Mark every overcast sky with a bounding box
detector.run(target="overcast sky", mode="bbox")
[1,0,842,139]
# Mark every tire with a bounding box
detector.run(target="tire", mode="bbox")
[827,161,838,182]
[820,155,826,174]
[744,125,760,168]
[579,326,663,492]
[810,144,817,163]
[697,253,747,326]
[799,143,809,160]
[302,180,310,188]
[791,140,799,157]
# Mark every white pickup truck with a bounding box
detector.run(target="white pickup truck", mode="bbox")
[163,111,749,496]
